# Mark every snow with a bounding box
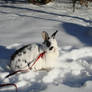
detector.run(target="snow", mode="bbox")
[0,1,92,92]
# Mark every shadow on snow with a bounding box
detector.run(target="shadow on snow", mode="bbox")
[0,4,92,24]
[0,46,15,72]
[61,22,92,46]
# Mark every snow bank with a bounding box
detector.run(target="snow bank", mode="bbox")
[0,46,92,92]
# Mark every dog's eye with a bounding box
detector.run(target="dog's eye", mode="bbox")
[46,41,51,47]
[43,41,51,47]
[49,46,53,50]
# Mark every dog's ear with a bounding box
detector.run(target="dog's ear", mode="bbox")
[41,31,49,41]
[51,30,58,39]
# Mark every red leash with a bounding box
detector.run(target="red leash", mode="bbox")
[0,83,17,92]
[6,51,46,78]
[28,51,46,70]
[0,51,46,92]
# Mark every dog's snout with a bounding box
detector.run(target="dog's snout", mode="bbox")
[49,46,53,50]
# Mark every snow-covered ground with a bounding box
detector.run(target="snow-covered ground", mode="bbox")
[0,1,92,92]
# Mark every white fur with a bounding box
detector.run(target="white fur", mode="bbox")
[10,32,59,71]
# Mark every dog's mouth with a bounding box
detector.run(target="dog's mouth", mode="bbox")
[49,46,54,50]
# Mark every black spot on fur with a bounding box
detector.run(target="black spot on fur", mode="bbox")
[15,65,20,68]
[28,46,32,50]
[18,59,21,62]
[49,46,53,50]
[28,62,32,67]
[11,45,30,60]
[23,51,26,54]
[24,60,27,63]
[18,53,22,56]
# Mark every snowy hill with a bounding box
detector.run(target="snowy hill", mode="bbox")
[0,1,92,92]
